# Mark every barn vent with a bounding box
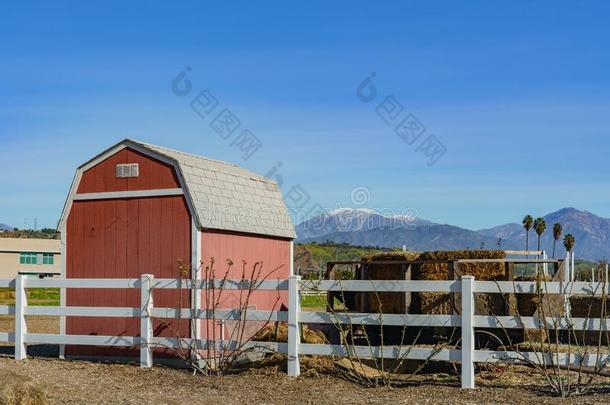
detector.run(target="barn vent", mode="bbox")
[116,163,139,178]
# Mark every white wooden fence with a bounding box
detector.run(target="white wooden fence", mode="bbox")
[294,275,610,388]
[0,275,288,365]
[2,270,610,389]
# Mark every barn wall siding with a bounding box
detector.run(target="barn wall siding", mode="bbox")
[199,230,290,340]
[66,147,191,357]
[77,148,180,193]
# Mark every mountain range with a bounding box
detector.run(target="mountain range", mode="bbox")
[296,207,610,261]
[0,224,12,232]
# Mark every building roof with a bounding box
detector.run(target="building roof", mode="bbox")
[62,139,296,239]
[0,238,61,254]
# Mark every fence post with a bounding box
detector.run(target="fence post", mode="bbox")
[543,251,548,277]
[570,251,576,281]
[140,274,154,368]
[461,275,475,389]
[15,274,27,360]
[287,275,301,377]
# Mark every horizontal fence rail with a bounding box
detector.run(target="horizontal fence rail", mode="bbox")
[302,279,610,295]
[1,269,609,390]
[301,280,460,292]
[21,278,288,291]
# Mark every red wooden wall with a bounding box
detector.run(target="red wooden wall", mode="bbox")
[199,230,290,340]
[66,149,191,357]
[77,148,180,193]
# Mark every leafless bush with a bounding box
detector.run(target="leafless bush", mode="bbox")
[487,271,610,397]
[153,259,284,375]
[304,279,451,387]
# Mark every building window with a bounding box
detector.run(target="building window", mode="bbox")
[20,253,36,264]
[43,253,54,265]
[19,252,54,265]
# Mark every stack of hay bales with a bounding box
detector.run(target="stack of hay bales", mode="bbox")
[362,251,420,314]
[360,250,508,316]
[411,250,507,316]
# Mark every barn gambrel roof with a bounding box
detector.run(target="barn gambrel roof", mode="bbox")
[59,139,296,239]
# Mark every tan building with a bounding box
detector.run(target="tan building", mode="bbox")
[0,238,61,279]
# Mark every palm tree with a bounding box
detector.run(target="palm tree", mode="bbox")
[564,234,575,252]
[522,215,534,252]
[552,222,563,258]
[534,217,547,251]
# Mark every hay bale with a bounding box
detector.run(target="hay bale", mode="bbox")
[361,251,420,262]
[417,292,451,315]
[524,328,548,344]
[513,275,552,316]
[414,250,506,281]
[412,250,506,316]
[569,296,610,345]
[570,296,610,318]
[0,370,47,405]
[253,323,327,344]
[362,252,419,314]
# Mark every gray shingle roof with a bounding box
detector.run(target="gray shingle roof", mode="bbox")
[130,140,295,239]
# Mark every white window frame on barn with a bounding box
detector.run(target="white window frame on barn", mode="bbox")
[115,163,140,178]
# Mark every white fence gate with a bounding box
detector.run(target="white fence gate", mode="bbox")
[2,267,610,389]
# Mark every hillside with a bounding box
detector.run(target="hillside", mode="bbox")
[297,207,610,260]
[300,224,517,252]
[478,208,610,259]
[294,242,392,271]
[0,228,60,239]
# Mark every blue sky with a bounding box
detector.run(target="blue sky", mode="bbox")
[2,1,610,230]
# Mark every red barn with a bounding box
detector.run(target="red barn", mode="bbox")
[58,139,295,359]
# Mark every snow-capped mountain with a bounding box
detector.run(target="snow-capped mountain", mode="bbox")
[295,207,433,241]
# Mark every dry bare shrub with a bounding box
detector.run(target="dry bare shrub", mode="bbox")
[157,258,285,375]
[0,370,47,405]
[492,274,610,398]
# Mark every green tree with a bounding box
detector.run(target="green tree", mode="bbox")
[534,217,547,251]
[552,222,563,258]
[522,215,534,252]
[564,234,575,253]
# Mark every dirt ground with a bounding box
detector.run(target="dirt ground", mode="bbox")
[0,315,59,335]
[1,356,610,404]
[1,317,610,404]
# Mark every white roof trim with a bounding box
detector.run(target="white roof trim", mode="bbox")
[74,188,184,201]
